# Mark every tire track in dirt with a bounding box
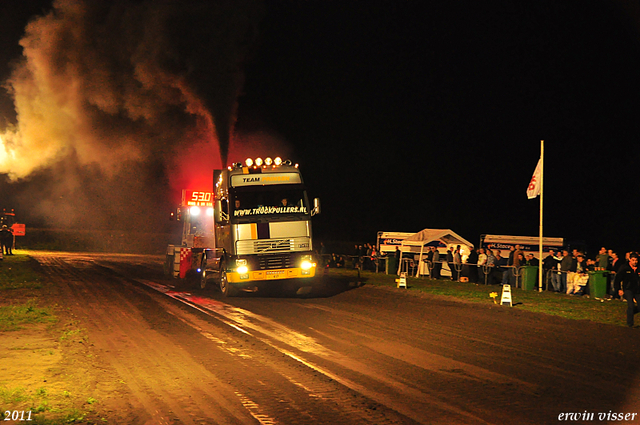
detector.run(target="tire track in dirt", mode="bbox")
[136,282,496,424]
[129,281,419,425]
[36,254,257,424]
[34,252,421,424]
[34,252,640,425]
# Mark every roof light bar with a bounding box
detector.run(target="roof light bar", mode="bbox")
[237,157,292,169]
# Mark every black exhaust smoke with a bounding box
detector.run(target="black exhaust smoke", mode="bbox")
[0,0,262,230]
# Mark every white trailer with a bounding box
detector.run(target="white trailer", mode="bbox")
[479,234,564,259]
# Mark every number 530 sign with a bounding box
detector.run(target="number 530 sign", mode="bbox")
[183,190,214,207]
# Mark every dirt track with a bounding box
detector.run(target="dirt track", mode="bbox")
[29,252,640,424]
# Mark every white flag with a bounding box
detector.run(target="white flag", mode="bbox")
[527,158,542,199]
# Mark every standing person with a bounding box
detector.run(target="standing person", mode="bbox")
[596,247,610,270]
[0,225,13,255]
[453,246,462,281]
[352,245,359,268]
[552,250,564,293]
[492,250,506,284]
[446,248,455,281]
[512,245,525,287]
[614,253,640,327]
[504,246,516,286]
[567,254,589,296]
[364,243,373,270]
[425,246,434,277]
[525,253,539,266]
[559,249,573,294]
[466,248,478,283]
[484,248,495,284]
[358,244,366,270]
[432,247,442,279]
[543,249,561,292]
[477,248,488,284]
[394,246,401,274]
[369,246,378,271]
[608,251,624,299]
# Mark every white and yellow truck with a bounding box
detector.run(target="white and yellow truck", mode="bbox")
[166,157,320,296]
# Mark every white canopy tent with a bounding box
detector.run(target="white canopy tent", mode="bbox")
[399,229,475,277]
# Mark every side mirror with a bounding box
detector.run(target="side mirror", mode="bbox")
[215,199,229,223]
[312,198,321,216]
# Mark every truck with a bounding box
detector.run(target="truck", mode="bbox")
[166,156,320,296]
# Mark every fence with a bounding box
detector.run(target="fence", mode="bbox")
[319,253,589,292]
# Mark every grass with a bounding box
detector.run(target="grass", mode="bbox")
[0,254,42,290]
[0,300,55,331]
[328,268,628,327]
[0,253,101,423]
[0,386,91,424]
[0,253,54,331]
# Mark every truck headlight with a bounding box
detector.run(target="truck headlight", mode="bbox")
[301,260,313,270]
[237,265,248,274]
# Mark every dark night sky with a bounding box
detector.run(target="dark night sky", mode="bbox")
[237,0,640,253]
[3,1,640,254]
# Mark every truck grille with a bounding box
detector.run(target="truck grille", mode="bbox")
[254,239,292,253]
[236,237,310,256]
[258,255,292,270]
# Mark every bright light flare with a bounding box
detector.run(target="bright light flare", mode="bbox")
[301,260,313,270]
[0,135,5,164]
[190,206,201,216]
[206,207,214,216]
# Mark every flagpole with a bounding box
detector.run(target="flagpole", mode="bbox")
[539,140,544,292]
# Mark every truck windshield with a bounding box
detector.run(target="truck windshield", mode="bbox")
[188,210,214,236]
[230,186,309,219]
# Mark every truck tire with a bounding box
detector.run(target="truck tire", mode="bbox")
[200,269,208,290]
[199,258,209,290]
[219,262,237,297]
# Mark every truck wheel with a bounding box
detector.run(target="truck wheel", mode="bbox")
[199,258,208,290]
[200,270,208,290]
[219,263,237,297]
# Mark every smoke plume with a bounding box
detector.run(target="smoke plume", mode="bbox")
[0,0,262,230]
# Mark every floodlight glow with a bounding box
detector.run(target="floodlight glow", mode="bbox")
[190,206,201,216]
[245,158,253,167]
[274,157,282,165]
[255,157,263,166]
[206,207,214,216]
[265,157,273,165]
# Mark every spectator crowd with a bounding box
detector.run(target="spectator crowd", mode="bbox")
[318,242,635,300]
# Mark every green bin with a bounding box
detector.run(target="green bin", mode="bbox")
[385,256,398,275]
[521,266,538,291]
[588,270,608,298]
